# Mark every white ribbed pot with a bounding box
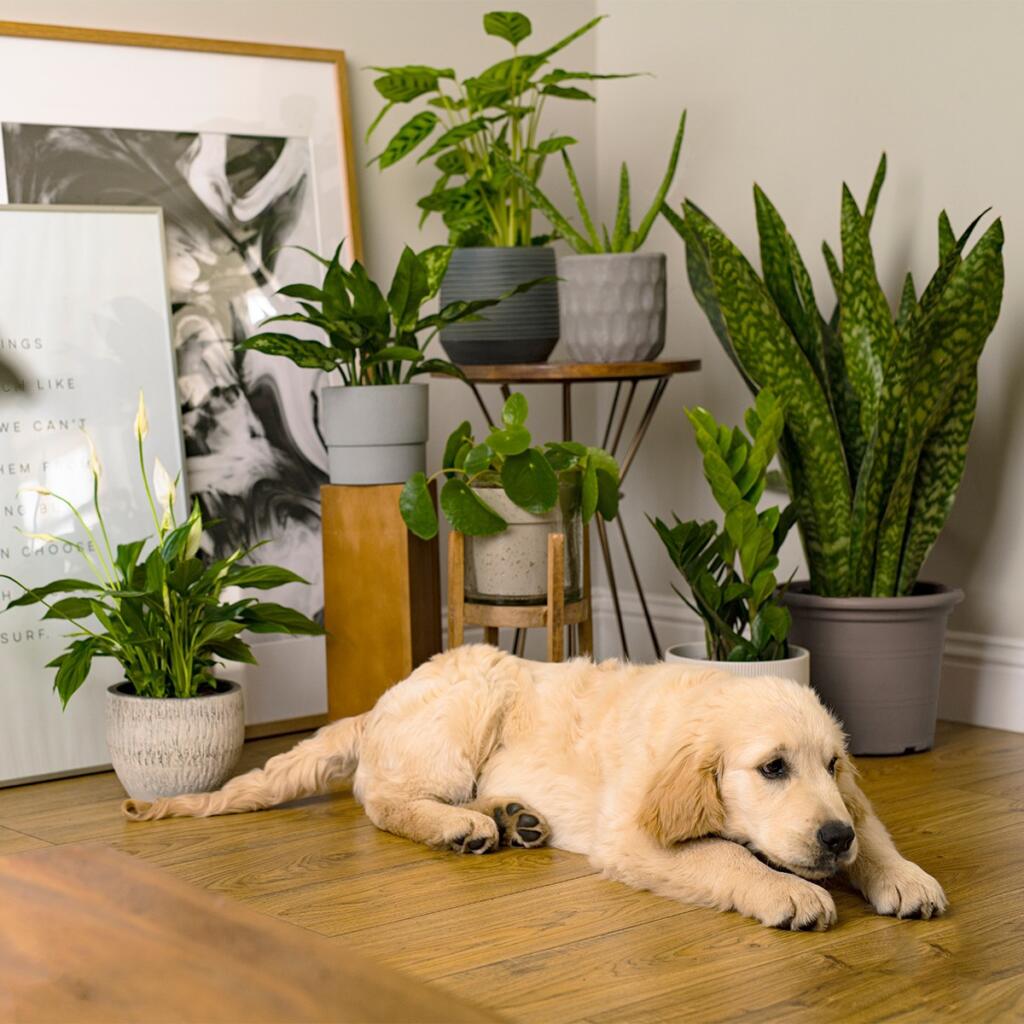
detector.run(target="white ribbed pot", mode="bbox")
[320,382,428,485]
[465,485,582,605]
[664,641,811,686]
[559,252,666,362]
[106,682,244,802]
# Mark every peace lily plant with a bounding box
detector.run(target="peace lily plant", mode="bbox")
[664,155,1005,752]
[1,393,323,707]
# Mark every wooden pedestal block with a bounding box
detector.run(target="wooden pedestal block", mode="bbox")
[321,484,441,721]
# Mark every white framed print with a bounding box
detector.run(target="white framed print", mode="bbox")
[0,205,186,784]
[0,22,364,733]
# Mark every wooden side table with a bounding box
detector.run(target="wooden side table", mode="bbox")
[435,360,701,660]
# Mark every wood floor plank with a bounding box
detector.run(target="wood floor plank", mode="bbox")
[0,825,50,856]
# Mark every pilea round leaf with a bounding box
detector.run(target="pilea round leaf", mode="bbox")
[399,472,438,540]
[486,424,531,456]
[440,479,507,536]
[501,450,558,515]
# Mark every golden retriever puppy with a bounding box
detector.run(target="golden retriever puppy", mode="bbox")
[124,645,946,930]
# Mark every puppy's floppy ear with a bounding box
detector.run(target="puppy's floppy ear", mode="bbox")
[638,741,724,846]
[835,752,872,828]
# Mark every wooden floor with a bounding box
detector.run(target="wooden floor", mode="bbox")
[1,720,1022,1023]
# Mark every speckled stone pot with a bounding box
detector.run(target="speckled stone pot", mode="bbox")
[105,682,245,802]
[559,252,666,362]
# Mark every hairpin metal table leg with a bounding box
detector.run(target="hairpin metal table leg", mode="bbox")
[595,514,629,659]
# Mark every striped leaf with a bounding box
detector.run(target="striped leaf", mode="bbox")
[483,11,532,45]
[418,117,491,162]
[683,202,853,594]
[372,111,438,168]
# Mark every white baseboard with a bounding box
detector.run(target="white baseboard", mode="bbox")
[590,586,1024,735]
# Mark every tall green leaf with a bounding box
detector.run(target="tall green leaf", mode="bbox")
[371,111,438,168]
[483,11,532,45]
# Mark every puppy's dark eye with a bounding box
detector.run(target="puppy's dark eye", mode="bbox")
[827,756,838,775]
[759,758,788,780]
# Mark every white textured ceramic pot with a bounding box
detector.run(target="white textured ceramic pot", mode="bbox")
[559,252,666,362]
[106,682,244,802]
[465,485,582,605]
[320,382,428,485]
[664,641,811,686]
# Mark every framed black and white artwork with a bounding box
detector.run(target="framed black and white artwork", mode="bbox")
[0,22,362,736]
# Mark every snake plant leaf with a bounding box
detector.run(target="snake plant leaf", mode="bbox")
[897,370,978,594]
[507,161,591,251]
[562,150,601,250]
[684,201,853,594]
[839,185,896,440]
[863,152,887,231]
[611,163,632,251]
[371,110,439,168]
[896,272,917,330]
[502,449,559,514]
[440,479,507,536]
[632,110,687,250]
[938,210,956,262]
[483,11,533,45]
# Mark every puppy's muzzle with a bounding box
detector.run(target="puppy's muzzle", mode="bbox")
[817,820,855,857]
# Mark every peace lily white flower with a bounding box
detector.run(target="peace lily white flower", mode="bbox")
[19,484,51,496]
[184,513,203,560]
[152,458,176,529]
[82,429,102,479]
[133,390,149,441]
[19,530,65,545]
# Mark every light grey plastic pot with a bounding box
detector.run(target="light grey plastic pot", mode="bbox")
[559,252,666,363]
[781,583,963,755]
[464,485,582,605]
[664,641,811,686]
[320,383,428,485]
[106,682,244,802]
[439,247,559,364]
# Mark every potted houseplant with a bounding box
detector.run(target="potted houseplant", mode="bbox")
[665,155,1005,753]
[0,394,324,801]
[400,393,619,604]
[652,389,808,684]
[367,9,639,364]
[241,243,540,484]
[510,111,686,363]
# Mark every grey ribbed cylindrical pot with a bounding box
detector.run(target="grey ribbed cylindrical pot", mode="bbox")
[439,247,559,364]
[664,642,810,686]
[106,682,244,802]
[320,383,428,485]
[559,252,666,362]
[781,583,963,755]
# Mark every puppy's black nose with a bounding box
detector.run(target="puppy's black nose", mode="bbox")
[817,820,855,855]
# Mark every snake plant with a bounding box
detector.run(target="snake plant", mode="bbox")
[664,156,1005,597]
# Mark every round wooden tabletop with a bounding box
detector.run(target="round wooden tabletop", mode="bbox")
[438,359,702,383]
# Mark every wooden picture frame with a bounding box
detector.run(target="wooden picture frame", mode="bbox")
[0,21,365,741]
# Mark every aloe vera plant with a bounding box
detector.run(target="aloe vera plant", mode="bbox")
[510,110,686,253]
[652,390,796,661]
[664,156,1005,597]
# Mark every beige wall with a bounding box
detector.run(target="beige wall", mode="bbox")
[4,1,1023,712]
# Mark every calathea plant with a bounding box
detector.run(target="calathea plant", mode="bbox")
[665,156,1005,597]
[400,393,620,538]
[652,390,796,662]
[240,243,543,383]
[510,110,687,253]
[0,394,324,706]
[367,10,638,246]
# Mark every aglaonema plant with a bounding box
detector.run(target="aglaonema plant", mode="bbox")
[367,10,640,246]
[400,393,619,538]
[510,110,686,252]
[652,390,796,662]
[664,155,1005,597]
[0,394,324,706]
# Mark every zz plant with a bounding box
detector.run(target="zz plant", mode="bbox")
[511,110,687,252]
[400,393,619,538]
[653,390,796,662]
[665,156,1005,597]
[241,243,543,384]
[1,394,324,706]
[367,10,638,246]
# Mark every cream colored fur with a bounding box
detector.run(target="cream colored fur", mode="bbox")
[124,645,947,930]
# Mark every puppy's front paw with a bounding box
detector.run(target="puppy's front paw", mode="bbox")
[860,858,947,919]
[754,875,837,931]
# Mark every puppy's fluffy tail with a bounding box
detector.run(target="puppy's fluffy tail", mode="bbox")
[122,713,366,822]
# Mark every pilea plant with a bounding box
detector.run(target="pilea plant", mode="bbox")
[511,110,686,253]
[240,243,544,384]
[367,10,639,246]
[652,390,796,662]
[665,156,1005,597]
[400,393,620,538]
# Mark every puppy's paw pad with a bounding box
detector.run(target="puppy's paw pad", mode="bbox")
[760,878,836,931]
[450,830,498,855]
[492,801,550,849]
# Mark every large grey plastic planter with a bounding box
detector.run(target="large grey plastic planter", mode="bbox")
[781,583,963,755]
[320,383,428,485]
[464,485,582,605]
[106,682,244,802]
[559,252,666,363]
[439,247,559,364]
[664,641,810,685]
